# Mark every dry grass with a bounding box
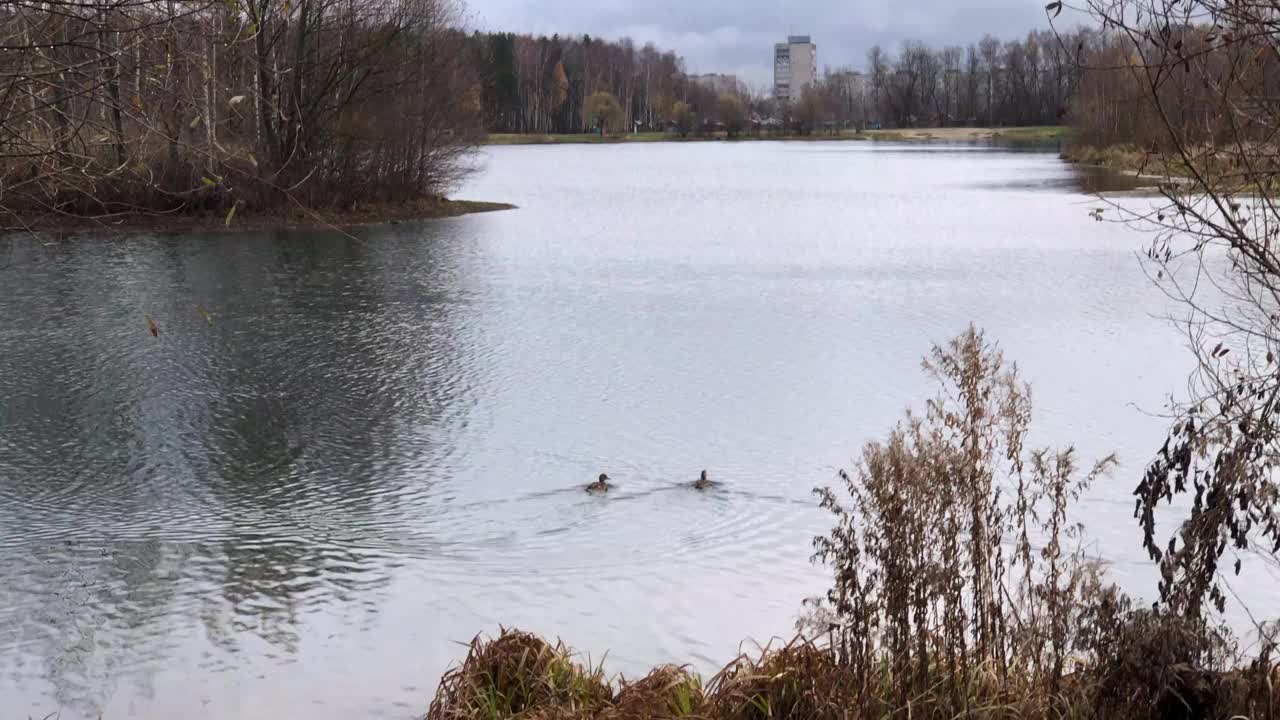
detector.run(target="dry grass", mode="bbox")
[705,638,853,720]
[428,626,1275,720]
[608,665,706,719]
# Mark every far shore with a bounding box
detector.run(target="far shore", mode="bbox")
[484,125,1069,146]
[0,198,515,238]
[1060,144,1215,189]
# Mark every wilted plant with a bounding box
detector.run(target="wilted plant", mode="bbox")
[809,325,1116,718]
[1080,588,1241,720]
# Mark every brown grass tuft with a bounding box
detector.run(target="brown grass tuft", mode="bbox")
[427,628,613,720]
[705,638,851,720]
[608,665,706,719]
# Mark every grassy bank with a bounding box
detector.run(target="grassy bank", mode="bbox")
[1061,143,1280,194]
[485,126,1069,146]
[429,628,1275,720]
[1,197,515,237]
[1061,143,1178,178]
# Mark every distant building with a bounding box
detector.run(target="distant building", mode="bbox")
[774,35,817,104]
[690,73,740,95]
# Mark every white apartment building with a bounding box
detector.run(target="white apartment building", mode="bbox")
[774,35,817,104]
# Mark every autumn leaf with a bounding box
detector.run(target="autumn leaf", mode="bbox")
[145,314,159,337]
[1045,1,1063,18]
[196,304,214,326]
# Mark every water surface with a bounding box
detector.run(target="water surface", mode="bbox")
[1,141,1272,719]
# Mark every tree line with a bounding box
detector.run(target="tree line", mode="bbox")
[461,31,697,135]
[462,28,1102,137]
[464,22,1266,142]
[1067,19,1280,151]
[809,29,1090,131]
[0,0,478,224]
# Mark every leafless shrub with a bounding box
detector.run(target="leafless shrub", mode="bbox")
[809,325,1116,717]
[1055,0,1280,623]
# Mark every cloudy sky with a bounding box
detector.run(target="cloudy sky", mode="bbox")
[463,0,1075,88]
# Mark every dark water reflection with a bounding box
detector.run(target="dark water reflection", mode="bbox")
[1,230,482,716]
[0,142,1273,719]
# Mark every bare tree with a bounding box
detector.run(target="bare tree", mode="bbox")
[1056,0,1280,618]
[0,0,479,227]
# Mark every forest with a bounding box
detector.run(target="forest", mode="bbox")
[461,19,1275,150]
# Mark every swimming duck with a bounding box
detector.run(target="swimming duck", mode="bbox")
[693,470,716,490]
[586,473,611,493]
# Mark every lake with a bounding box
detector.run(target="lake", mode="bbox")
[1,140,1274,719]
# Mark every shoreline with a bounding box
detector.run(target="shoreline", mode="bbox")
[427,627,1272,720]
[1060,144,1201,187]
[484,126,1069,146]
[0,198,515,238]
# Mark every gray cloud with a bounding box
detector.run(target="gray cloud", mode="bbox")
[465,0,1064,87]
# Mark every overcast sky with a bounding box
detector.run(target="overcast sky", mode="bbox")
[463,0,1076,89]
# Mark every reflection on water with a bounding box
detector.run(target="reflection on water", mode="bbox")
[0,230,480,716]
[0,141,1272,719]
[990,163,1160,193]
[858,141,1157,193]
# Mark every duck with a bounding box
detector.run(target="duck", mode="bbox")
[586,473,611,493]
[693,470,716,490]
